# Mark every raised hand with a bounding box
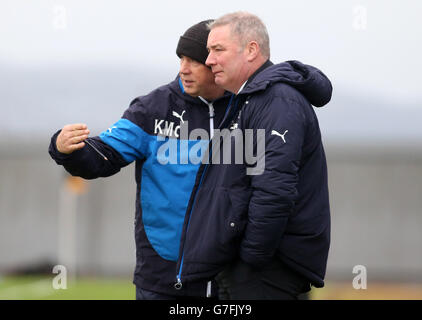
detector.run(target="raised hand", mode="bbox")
[56,123,90,154]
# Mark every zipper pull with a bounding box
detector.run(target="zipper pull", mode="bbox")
[174,277,183,290]
[84,139,108,161]
[206,281,212,298]
[208,103,215,118]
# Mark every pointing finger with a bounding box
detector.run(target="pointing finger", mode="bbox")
[70,123,88,131]
[72,134,88,144]
[70,141,86,151]
[68,129,90,138]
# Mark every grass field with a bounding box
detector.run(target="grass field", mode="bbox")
[312,281,422,300]
[1,275,421,300]
[0,275,135,300]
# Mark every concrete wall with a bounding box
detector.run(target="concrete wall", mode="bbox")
[326,146,422,281]
[1,142,421,282]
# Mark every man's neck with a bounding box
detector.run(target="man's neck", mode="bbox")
[236,59,273,94]
[200,88,226,101]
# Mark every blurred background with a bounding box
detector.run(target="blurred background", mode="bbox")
[1,0,421,299]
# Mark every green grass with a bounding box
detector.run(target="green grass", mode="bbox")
[0,275,135,300]
[4,275,419,300]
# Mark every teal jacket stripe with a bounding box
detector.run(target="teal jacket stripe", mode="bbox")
[100,118,209,261]
[99,118,148,162]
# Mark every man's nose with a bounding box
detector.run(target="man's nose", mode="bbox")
[180,60,191,74]
[205,52,215,67]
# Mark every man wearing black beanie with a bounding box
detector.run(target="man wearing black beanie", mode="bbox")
[176,20,225,101]
[49,20,232,299]
[177,20,213,66]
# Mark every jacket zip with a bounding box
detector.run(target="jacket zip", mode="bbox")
[198,96,215,139]
[174,94,236,290]
[175,163,209,289]
[175,95,217,290]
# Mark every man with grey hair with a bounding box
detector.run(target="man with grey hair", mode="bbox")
[175,12,332,299]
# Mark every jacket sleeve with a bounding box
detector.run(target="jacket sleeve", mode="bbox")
[48,131,130,179]
[239,94,308,269]
[48,99,150,179]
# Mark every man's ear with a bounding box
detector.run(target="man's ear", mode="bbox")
[246,41,260,62]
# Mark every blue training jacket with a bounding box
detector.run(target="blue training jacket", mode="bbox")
[49,77,232,297]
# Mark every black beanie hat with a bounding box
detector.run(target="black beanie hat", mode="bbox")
[176,19,213,65]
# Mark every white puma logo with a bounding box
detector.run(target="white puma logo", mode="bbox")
[271,129,288,143]
[172,110,186,124]
[107,126,117,133]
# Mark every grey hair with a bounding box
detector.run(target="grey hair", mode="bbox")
[208,11,270,59]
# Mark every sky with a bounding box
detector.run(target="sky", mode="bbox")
[1,0,421,144]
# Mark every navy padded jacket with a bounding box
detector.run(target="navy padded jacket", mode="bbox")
[176,60,332,288]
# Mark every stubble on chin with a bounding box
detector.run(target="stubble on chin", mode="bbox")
[214,75,224,87]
